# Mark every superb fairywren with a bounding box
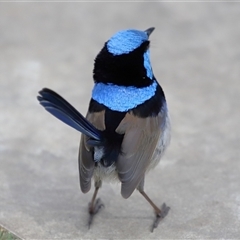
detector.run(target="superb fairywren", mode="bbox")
[37,27,171,231]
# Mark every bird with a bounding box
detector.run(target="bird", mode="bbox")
[37,27,171,232]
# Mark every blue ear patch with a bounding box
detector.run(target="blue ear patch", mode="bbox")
[92,81,157,112]
[107,29,148,55]
[144,50,153,79]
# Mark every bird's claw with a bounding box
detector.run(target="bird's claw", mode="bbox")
[88,198,104,229]
[151,203,170,232]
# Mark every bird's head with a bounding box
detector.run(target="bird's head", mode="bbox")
[93,28,155,87]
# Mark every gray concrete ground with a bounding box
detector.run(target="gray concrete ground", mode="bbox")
[0,2,240,239]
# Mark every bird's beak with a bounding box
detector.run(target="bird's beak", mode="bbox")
[144,27,155,38]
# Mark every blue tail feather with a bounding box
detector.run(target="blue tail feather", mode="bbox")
[37,88,102,141]
[38,88,94,131]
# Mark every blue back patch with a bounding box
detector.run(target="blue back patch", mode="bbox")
[92,81,157,112]
[107,29,148,55]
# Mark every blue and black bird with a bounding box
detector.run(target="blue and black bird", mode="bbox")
[37,27,171,231]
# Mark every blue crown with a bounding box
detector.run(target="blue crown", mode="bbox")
[107,29,149,55]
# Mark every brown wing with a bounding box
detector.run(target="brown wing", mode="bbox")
[78,111,105,193]
[115,112,162,199]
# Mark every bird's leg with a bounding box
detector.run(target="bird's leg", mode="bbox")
[138,179,170,232]
[88,180,104,228]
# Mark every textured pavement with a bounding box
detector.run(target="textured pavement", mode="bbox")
[1,2,240,239]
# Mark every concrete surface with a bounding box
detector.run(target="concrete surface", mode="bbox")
[1,2,240,239]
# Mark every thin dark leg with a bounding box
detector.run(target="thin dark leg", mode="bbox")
[88,181,104,228]
[140,190,161,213]
[89,185,99,214]
[139,189,170,232]
[137,178,170,231]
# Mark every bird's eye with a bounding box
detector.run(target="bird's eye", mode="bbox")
[145,42,150,51]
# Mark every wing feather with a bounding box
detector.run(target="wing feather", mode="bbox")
[78,111,105,193]
[116,113,162,199]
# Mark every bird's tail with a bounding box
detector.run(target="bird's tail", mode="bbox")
[37,88,102,145]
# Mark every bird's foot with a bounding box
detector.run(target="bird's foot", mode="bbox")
[88,198,104,229]
[151,203,170,232]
